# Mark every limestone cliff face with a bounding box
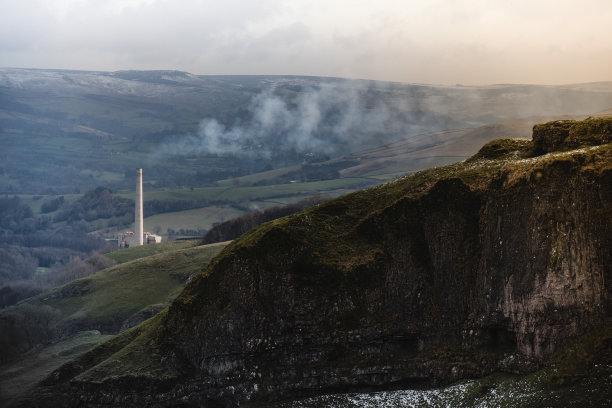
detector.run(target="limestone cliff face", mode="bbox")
[33,118,612,407]
[481,158,609,358]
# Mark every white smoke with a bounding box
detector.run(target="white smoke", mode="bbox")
[153,80,392,159]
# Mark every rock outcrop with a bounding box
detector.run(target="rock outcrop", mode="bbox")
[25,118,612,407]
[531,117,612,154]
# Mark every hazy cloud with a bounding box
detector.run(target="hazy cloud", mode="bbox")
[152,81,391,159]
[1,0,612,84]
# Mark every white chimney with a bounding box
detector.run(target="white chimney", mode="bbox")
[135,168,144,246]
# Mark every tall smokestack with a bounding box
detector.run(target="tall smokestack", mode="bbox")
[135,168,143,246]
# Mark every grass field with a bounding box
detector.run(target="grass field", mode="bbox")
[138,197,341,235]
[117,177,378,202]
[32,241,228,330]
[104,239,201,264]
[0,240,229,405]
[105,177,379,238]
[107,206,245,241]
[141,206,244,234]
[214,165,302,187]
[17,177,375,242]
[17,193,81,217]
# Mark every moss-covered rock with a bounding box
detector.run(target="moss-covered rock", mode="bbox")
[531,116,612,155]
[468,138,531,161]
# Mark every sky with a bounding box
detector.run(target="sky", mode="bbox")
[1,0,611,85]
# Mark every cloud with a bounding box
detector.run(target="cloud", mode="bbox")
[152,80,391,159]
[1,0,612,84]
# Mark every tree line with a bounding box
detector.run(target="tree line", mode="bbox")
[0,251,116,362]
[200,195,328,244]
[0,195,111,308]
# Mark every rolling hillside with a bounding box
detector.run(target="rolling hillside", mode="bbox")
[31,241,228,334]
[0,240,228,404]
[207,111,612,186]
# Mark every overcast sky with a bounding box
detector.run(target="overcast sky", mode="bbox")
[1,0,611,85]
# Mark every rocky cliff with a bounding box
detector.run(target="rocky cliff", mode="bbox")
[25,118,612,407]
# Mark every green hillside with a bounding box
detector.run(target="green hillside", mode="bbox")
[104,238,201,264]
[0,240,228,404]
[0,331,114,404]
[29,241,227,334]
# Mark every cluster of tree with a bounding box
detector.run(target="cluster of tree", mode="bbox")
[0,244,99,292]
[0,251,116,309]
[0,250,116,362]
[166,228,208,240]
[0,303,61,362]
[40,195,64,213]
[36,253,115,291]
[144,198,229,216]
[53,187,133,222]
[0,196,34,233]
[4,225,108,253]
[0,283,40,309]
[200,195,328,244]
[268,161,358,185]
[0,245,38,282]
[0,195,111,301]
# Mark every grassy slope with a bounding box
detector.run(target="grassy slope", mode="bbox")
[1,240,229,405]
[72,311,177,383]
[117,177,377,202]
[0,331,114,404]
[29,241,227,331]
[141,206,244,234]
[104,239,200,264]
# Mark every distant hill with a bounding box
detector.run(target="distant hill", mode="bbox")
[3,68,612,193]
[216,113,600,185]
[26,117,612,406]
[334,113,595,178]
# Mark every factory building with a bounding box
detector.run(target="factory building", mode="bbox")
[118,231,162,248]
[117,168,162,249]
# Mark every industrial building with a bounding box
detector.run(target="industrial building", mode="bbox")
[117,168,162,249]
[118,231,162,248]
